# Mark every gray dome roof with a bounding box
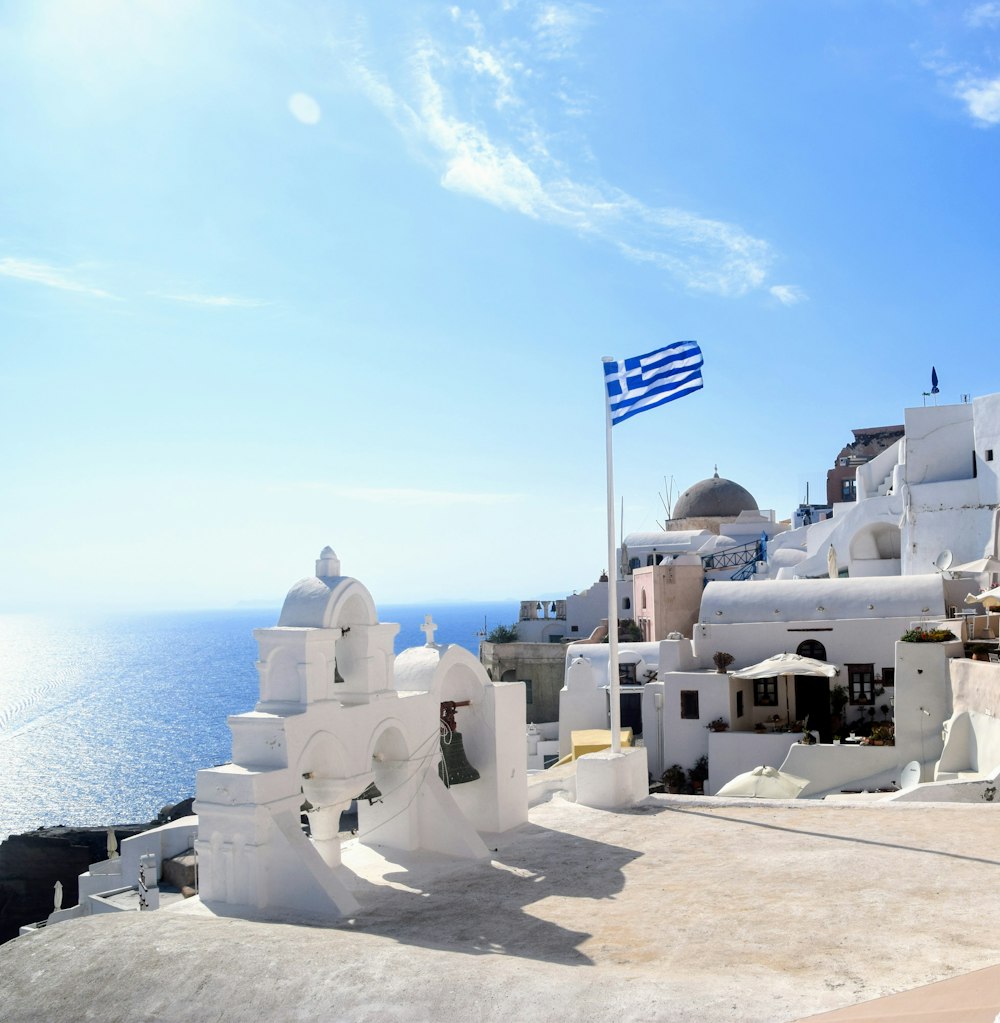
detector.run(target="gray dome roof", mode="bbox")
[672,470,758,520]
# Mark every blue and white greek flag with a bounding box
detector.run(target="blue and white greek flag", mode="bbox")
[604,341,704,426]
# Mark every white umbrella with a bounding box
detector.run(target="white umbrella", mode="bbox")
[950,556,1000,575]
[965,586,1000,609]
[827,544,838,580]
[716,765,809,799]
[731,653,838,729]
[730,652,838,680]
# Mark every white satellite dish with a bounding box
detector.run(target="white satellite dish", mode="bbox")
[900,761,921,790]
[934,550,954,573]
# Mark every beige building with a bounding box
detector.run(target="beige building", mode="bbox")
[631,560,703,641]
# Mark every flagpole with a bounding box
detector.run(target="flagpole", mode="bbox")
[603,358,622,754]
[601,340,703,757]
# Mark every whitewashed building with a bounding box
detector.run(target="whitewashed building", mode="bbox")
[556,393,1000,799]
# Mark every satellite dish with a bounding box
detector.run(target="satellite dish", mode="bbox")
[934,550,954,573]
[900,761,921,790]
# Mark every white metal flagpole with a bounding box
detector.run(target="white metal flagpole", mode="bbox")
[601,341,703,758]
[603,357,622,754]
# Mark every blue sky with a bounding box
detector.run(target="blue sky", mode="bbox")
[2,1,999,611]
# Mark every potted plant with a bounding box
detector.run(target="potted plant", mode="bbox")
[662,764,686,793]
[901,627,957,642]
[798,715,816,744]
[706,717,729,732]
[688,755,709,794]
[864,723,895,746]
[712,651,735,673]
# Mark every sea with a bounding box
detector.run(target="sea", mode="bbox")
[0,601,518,842]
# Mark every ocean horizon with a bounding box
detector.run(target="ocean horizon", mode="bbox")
[0,600,520,842]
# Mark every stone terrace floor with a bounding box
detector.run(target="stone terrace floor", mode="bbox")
[2,795,999,1023]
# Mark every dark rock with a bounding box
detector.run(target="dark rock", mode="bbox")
[0,826,140,944]
[0,796,194,944]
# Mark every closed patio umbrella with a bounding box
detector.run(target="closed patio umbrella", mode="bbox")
[716,765,809,799]
[965,586,1000,609]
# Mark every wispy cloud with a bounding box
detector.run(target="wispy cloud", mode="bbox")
[466,46,519,109]
[156,292,267,308]
[348,23,775,298]
[0,257,112,298]
[922,35,1000,127]
[532,3,599,58]
[965,2,1000,28]
[955,74,1000,124]
[770,284,808,306]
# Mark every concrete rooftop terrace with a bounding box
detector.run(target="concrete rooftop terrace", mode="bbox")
[2,795,1000,1023]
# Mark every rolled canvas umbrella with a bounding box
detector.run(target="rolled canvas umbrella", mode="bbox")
[716,765,809,799]
[965,586,1000,609]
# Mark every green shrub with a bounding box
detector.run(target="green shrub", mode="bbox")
[486,623,518,644]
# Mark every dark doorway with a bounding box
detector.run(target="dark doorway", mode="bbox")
[794,639,832,742]
[795,676,832,742]
[620,693,643,739]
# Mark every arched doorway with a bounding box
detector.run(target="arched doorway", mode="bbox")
[794,640,833,742]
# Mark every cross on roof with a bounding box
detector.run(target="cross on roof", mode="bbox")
[420,615,438,646]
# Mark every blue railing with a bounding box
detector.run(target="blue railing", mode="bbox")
[701,536,766,583]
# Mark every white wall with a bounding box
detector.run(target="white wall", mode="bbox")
[558,657,609,758]
[779,743,901,797]
[902,402,975,488]
[659,672,730,776]
[708,732,806,796]
[935,658,1000,780]
[694,615,916,682]
[893,639,961,779]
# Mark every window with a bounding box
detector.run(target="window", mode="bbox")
[987,449,994,462]
[881,667,894,687]
[841,478,856,501]
[570,625,579,633]
[847,663,875,704]
[797,639,827,661]
[629,557,641,570]
[619,662,637,685]
[680,690,700,719]
[736,691,744,718]
[753,680,779,706]
[524,680,533,704]
[641,590,647,609]
[622,597,631,610]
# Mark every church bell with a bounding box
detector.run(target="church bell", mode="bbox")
[438,730,480,787]
[355,781,383,804]
[438,699,480,787]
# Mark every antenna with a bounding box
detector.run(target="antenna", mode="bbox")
[656,475,676,530]
[933,550,953,575]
